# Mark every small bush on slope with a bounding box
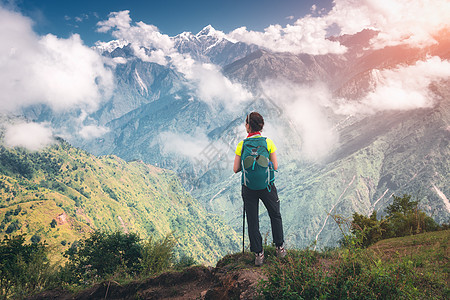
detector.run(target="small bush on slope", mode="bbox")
[350,194,443,248]
[0,234,58,299]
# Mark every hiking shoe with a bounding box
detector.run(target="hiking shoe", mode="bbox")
[255,251,264,266]
[276,244,287,258]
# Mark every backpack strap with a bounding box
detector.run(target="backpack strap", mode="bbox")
[241,156,250,186]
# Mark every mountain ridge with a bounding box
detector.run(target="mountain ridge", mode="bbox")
[0,140,240,264]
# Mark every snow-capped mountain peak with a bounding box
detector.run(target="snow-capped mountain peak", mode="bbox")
[195,25,226,41]
[93,39,129,53]
[196,25,215,36]
[177,31,195,41]
[173,25,224,44]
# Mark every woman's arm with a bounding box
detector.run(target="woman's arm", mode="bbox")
[233,154,241,173]
[269,151,278,171]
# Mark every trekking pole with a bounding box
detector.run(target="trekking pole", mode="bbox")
[242,203,245,254]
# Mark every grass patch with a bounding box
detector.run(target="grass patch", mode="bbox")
[258,230,449,299]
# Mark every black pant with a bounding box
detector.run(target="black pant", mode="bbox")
[242,184,284,253]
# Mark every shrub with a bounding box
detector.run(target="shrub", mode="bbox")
[102,185,119,201]
[261,249,326,299]
[63,230,142,284]
[174,255,197,270]
[5,220,21,234]
[385,195,439,237]
[31,234,42,244]
[0,147,35,179]
[350,194,441,248]
[141,233,176,276]
[13,206,22,216]
[385,194,418,216]
[325,250,409,299]
[0,235,56,299]
[50,219,57,228]
[351,211,390,248]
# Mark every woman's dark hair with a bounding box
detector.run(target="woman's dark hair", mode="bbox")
[246,112,264,132]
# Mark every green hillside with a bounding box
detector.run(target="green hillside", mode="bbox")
[0,140,240,264]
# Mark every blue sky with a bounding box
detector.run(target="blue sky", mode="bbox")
[8,0,333,45]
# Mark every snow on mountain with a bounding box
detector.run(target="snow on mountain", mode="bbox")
[92,25,228,57]
[91,25,255,66]
[172,25,230,63]
[134,68,148,96]
[94,39,130,53]
[172,25,258,66]
[195,24,226,41]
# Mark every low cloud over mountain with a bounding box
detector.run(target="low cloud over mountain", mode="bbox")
[0,6,113,148]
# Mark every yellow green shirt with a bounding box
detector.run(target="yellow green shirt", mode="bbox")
[235,135,277,156]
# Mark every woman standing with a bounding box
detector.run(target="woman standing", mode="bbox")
[233,112,286,266]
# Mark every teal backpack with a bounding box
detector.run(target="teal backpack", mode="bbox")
[240,137,275,191]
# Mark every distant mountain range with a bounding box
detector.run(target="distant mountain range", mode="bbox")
[20,25,450,249]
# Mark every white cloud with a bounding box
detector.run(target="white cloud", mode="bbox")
[175,59,252,109]
[156,129,211,160]
[227,0,450,55]
[97,10,132,33]
[228,17,347,55]
[78,124,110,139]
[0,7,114,114]
[335,57,450,115]
[169,53,252,109]
[110,56,128,65]
[262,81,338,161]
[155,128,236,172]
[97,10,174,65]
[327,0,450,49]
[104,56,128,68]
[71,110,110,139]
[3,122,54,151]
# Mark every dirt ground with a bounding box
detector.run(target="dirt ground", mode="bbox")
[27,255,266,300]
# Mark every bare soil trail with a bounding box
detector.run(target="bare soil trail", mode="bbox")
[27,253,266,300]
